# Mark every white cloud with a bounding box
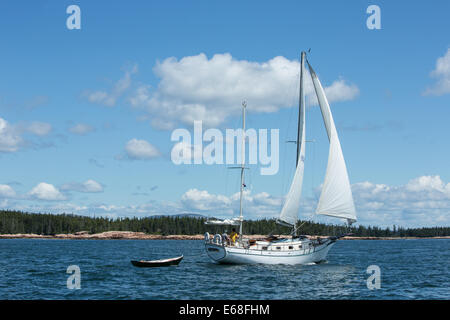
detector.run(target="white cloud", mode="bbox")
[29,183,66,201]
[60,179,104,193]
[181,188,282,219]
[405,175,450,193]
[69,123,95,135]
[0,117,53,152]
[84,65,138,107]
[81,180,104,193]
[181,188,232,211]
[124,138,161,160]
[351,175,450,227]
[0,117,22,152]
[0,184,16,198]
[319,79,359,104]
[179,175,450,227]
[130,53,359,129]
[6,175,449,228]
[424,48,450,96]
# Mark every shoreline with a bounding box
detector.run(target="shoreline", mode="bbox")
[0,231,448,240]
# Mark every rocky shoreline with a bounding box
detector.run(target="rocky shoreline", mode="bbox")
[0,231,448,240]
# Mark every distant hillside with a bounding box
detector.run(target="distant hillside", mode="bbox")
[0,210,449,237]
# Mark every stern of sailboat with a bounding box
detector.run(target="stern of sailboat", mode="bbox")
[205,242,227,262]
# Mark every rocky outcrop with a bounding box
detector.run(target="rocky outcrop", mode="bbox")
[0,231,448,240]
[0,231,204,240]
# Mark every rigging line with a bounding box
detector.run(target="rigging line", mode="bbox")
[297,211,315,229]
[296,205,317,234]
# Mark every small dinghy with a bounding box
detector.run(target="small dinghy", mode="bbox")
[131,255,183,268]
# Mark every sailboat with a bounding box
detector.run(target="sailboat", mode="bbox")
[204,52,356,265]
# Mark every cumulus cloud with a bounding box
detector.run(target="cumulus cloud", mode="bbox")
[6,175,449,228]
[130,53,359,129]
[29,183,65,201]
[423,48,450,96]
[60,179,104,193]
[405,175,450,193]
[84,65,138,107]
[0,117,53,152]
[181,188,233,211]
[0,184,16,198]
[317,78,359,104]
[181,188,283,218]
[124,138,161,160]
[0,117,22,152]
[179,175,450,227]
[351,175,450,227]
[69,123,95,135]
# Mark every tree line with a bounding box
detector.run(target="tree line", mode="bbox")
[0,210,449,237]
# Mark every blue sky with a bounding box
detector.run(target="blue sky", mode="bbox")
[0,0,449,228]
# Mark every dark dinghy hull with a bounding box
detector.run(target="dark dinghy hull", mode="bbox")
[131,255,183,268]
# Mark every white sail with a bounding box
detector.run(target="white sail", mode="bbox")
[278,52,306,226]
[308,62,357,223]
[278,133,305,226]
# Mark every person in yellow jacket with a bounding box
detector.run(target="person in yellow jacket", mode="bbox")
[230,228,239,244]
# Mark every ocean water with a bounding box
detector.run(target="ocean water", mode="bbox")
[0,238,448,300]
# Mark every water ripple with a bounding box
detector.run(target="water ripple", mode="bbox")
[0,239,448,299]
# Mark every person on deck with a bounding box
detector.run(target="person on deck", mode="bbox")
[222,231,230,245]
[230,228,239,245]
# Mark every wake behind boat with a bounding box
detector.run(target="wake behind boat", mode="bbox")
[204,51,357,265]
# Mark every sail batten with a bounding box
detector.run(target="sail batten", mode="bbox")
[307,61,357,223]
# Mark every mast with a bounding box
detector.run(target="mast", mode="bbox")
[276,51,306,230]
[291,51,306,235]
[238,101,246,239]
[296,51,306,166]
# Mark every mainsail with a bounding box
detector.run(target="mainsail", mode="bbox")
[278,52,307,226]
[307,62,357,223]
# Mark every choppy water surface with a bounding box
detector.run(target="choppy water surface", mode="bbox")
[0,239,448,299]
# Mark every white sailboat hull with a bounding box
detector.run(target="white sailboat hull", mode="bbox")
[205,238,336,265]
